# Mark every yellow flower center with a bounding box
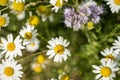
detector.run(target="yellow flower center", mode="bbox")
[4,67,14,76]
[33,64,42,73]
[0,16,6,26]
[7,42,16,51]
[36,55,45,64]
[28,15,40,26]
[37,5,47,14]
[30,42,35,46]
[100,67,112,77]
[61,75,70,80]
[114,0,120,5]
[12,1,25,12]
[55,0,63,7]
[106,54,115,60]
[0,0,8,6]
[25,32,32,39]
[54,44,64,54]
[87,21,94,30]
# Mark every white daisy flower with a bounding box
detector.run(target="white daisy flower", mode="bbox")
[100,48,118,61]
[112,36,120,53]
[26,38,40,52]
[46,36,70,63]
[19,24,38,45]
[0,13,9,28]
[0,34,24,59]
[92,59,119,80]
[50,0,68,13]
[104,0,120,13]
[0,59,23,80]
[10,0,25,14]
[16,11,25,20]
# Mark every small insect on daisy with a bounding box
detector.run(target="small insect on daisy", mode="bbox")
[0,34,24,59]
[0,59,23,80]
[50,0,68,12]
[19,23,38,45]
[0,0,8,6]
[92,59,119,80]
[46,36,70,63]
[104,0,120,13]
[0,13,9,28]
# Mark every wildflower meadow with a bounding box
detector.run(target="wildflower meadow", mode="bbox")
[0,0,120,80]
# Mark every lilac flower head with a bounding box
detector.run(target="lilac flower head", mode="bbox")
[64,0,104,31]
[80,0,104,23]
[64,7,88,31]
[64,8,75,28]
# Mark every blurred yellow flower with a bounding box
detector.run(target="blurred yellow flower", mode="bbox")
[87,21,94,30]
[28,15,40,26]
[36,55,45,64]
[37,5,48,15]
[0,0,8,6]
[32,63,42,73]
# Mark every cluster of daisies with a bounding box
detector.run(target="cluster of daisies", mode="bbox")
[0,0,71,79]
[0,33,24,80]
[0,21,41,80]
[92,36,120,80]
[0,25,71,80]
[0,23,71,80]
[0,0,119,79]
[0,0,53,22]
[64,0,104,31]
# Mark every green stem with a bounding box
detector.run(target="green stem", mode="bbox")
[18,50,47,65]
[0,6,9,12]
[75,0,78,7]
[99,25,120,43]
[38,34,48,42]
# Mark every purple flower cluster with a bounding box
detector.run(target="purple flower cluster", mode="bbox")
[80,3,104,24]
[64,1,104,31]
[64,8,88,31]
